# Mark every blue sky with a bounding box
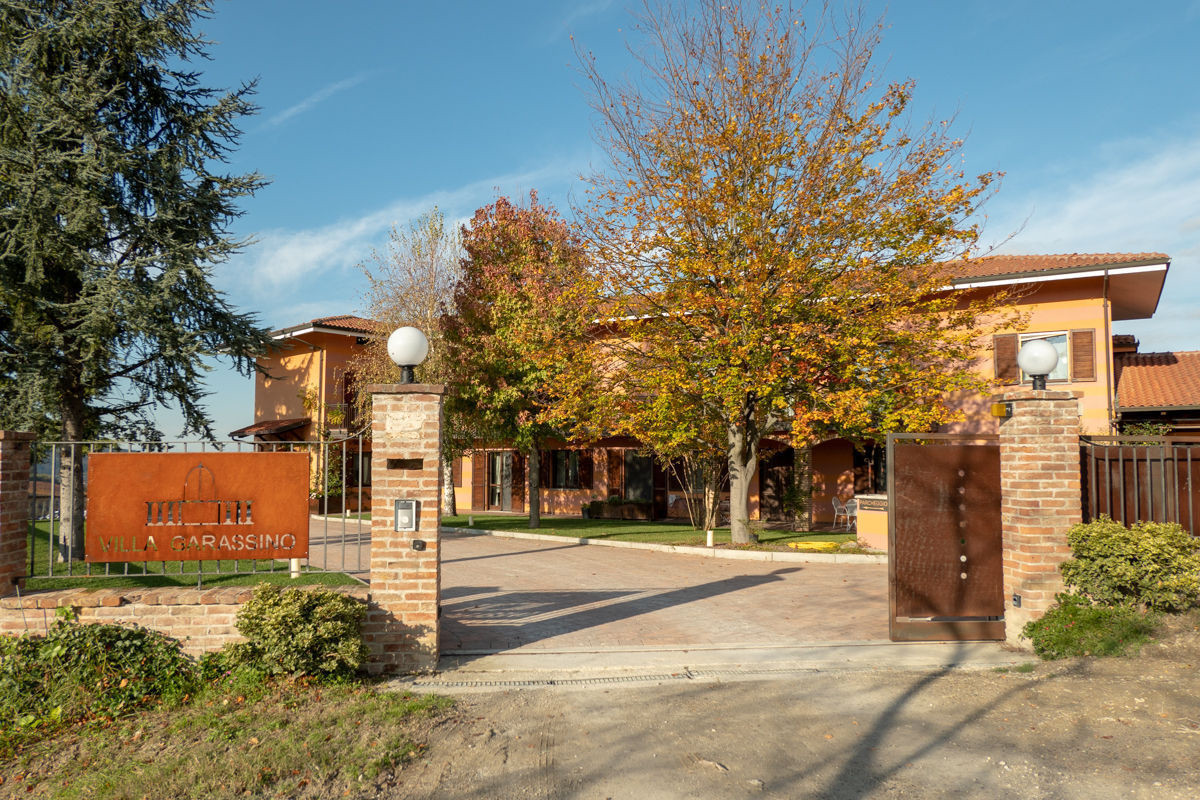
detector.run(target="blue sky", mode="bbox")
[170,0,1200,439]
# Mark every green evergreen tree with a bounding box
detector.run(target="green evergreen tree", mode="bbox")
[0,0,270,555]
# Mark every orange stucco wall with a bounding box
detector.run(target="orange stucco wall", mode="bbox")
[253,331,362,436]
[453,454,473,511]
[453,448,764,521]
[944,277,1114,435]
[811,439,855,523]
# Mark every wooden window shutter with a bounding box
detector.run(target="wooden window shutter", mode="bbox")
[1070,329,1096,382]
[539,451,553,488]
[451,456,462,487]
[471,453,485,510]
[607,449,623,497]
[993,334,1019,384]
[579,450,594,490]
[512,454,526,511]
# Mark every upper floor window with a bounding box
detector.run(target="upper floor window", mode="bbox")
[1019,332,1069,382]
[993,329,1096,385]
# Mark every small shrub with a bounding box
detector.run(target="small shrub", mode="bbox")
[225,584,366,679]
[1023,594,1158,659]
[1061,517,1200,612]
[1119,420,1173,440]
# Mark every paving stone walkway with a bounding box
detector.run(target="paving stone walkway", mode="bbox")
[439,531,889,653]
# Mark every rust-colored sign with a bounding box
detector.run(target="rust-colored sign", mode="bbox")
[86,452,309,562]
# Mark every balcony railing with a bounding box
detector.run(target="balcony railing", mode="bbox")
[323,403,360,431]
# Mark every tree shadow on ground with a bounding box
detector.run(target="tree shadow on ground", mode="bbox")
[439,567,802,651]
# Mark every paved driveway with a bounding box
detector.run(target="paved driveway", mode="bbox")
[440,531,889,653]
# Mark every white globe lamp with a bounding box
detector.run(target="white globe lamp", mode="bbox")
[1016,339,1059,391]
[387,327,429,384]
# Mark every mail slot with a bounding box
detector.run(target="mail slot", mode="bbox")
[394,499,418,532]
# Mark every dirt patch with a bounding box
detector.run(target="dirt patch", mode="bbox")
[391,613,1200,799]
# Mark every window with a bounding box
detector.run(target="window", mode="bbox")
[1018,332,1069,383]
[549,450,579,489]
[994,330,1096,384]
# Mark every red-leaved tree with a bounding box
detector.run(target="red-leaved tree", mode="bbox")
[440,193,595,528]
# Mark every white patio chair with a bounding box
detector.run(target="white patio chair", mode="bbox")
[832,497,849,529]
[843,499,858,532]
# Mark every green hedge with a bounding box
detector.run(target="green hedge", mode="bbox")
[1061,517,1200,612]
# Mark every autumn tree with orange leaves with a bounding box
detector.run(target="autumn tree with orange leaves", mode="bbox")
[441,194,594,529]
[570,1,1017,543]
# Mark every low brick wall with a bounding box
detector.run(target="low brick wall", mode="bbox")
[0,586,369,657]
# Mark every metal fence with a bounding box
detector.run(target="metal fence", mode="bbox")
[25,435,371,584]
[1080,436,1200,535]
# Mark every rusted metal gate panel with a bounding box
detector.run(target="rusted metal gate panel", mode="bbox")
[887,435,1005,642]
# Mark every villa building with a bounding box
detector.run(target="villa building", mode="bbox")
[240,253,1196,524]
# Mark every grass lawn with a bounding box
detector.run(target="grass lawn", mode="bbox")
[23,522,361,590]
[441,513,855,548]
[3,678,452,799]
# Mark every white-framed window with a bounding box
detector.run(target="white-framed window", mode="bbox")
[1018,331,1069,383]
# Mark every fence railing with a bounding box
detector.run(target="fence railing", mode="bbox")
[1080,436,1200,535]
[25,435,371,584]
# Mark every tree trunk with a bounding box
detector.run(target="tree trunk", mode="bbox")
[527,445,541,529]
[441,454,457,517]
[794,443,813,531]
[59,398,87,561]
[727,420,760,544]
[702,466,721,532]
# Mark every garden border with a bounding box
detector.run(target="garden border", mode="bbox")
[0,585,369,657]
[441,526,887,564]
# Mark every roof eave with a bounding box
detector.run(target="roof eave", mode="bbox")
[270,325,374,341]
[947,258,1170,290]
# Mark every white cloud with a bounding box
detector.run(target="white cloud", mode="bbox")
[549,0,613,42]
[265,72,371,128]
[234,157,587,299]
[984,131,1200,351]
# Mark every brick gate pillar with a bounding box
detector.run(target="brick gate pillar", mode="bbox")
[365,384,445,674]
[0,431,35,597]
[995,390,1083,647]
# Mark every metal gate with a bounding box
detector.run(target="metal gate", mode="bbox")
[886,434,1005,642]
[24,435,370,584]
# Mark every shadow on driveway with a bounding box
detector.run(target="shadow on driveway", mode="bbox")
[441,567,802,651]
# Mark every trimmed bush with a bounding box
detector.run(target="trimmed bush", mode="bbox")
[223,584,367,679]
[1060,517,1200,612]
[585,499,654,519]
[1023,594,1158,659]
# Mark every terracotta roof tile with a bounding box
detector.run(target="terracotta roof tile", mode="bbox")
[310,315,377,332]
[1115,351,1200,410]
[952,252,1169,282]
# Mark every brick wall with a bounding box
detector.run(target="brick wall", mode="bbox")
[996,389,1083,646]
[0,586,368,657]
[0,431,34,596]
[364,383,445,674]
